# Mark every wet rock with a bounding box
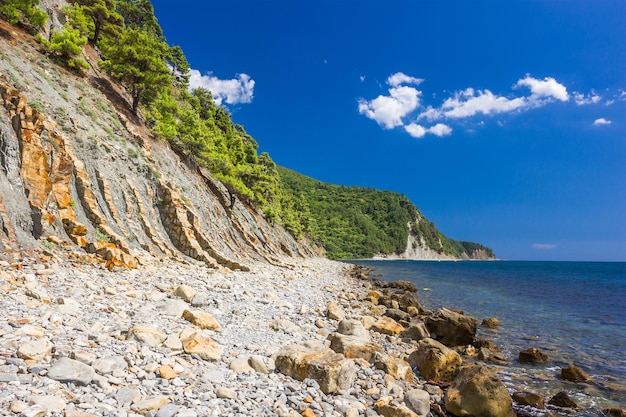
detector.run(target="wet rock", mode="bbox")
[444,365,513,417]
[481,317,501,329]
[47,357,95,386]
[548,391,579,408]
[426,308,478,347]
[561,365,591,382]
[383,280,418,292]
[512,391,545,409]
[518,348,549,364]
[603,408,626,417]
[408,338,462,383]
[275,344,356,394]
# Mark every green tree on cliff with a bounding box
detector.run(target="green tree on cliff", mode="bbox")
[72,0,123,45]
[0,0,47,28]
[99,26,171,115]
[38,24,89,71]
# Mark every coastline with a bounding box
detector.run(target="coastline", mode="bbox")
[1,251,622,416]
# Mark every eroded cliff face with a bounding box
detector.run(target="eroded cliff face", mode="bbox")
[0,21,317,269]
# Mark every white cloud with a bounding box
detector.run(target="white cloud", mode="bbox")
[358,85,422,129]
[516,75,569,102]
[404,123,427,138]
[429,123,452,137]
[404,122,452,138]
[440,88,527,119]
[593,118,612,126]
[533,243,557,250]
[360,75,366,82]
[387,72,423,87]
[573,91,601,105]
[189,69,255,106]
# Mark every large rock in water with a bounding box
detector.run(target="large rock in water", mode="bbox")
[444,365,513,417]
[275,344,356,394]
[426,308,478,347]
[407,338,462,383]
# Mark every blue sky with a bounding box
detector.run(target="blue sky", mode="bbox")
[151,0,626,261]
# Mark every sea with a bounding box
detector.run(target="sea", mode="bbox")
[349,260,626,414]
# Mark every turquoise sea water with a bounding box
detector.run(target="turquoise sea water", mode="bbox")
[351,260,626,414]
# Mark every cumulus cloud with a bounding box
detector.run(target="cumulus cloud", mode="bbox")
[387,72,423,87]
[573,91,601,105]
[516,75,569,102]
[189,69,255,106]
[593,118,612,126]
[533,243,557,250]
[404,123,452,138]
[358,85,422,129]
[439,88,526,119]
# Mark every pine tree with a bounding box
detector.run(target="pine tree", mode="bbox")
[0,0,47,28]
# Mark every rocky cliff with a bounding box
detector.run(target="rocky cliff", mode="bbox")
[0,19,317,269]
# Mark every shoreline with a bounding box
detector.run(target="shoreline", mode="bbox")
[1,250,623,416]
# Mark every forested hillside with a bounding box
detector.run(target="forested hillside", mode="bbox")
[0,0,494,261]
[278,167,495,259]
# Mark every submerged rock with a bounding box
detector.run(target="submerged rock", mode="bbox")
[512,391,545,409]
[548,391,579,408]
[518,348,549,364]
[561,365,592,382]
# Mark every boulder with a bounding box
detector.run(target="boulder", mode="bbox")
[385,308,411,322]
[401,322,430,341]
[371,352,414,382]
[179,328,221,361]
[560,365,591,382]
[275,344,356,394]
[444,365,513,417]
[547,391,579,408]
[48,357,95,386]
[408,338,462,383]
[173,284,197,302]
[326,302,345,321]
[512,392,545,409]
[328,332,383,361]
[603,408,626,417]
[426,308,478,347]
[371,316,404,336]
[397,292,422,313]
[337,319,371,341]
[404,389,431,417]
[518,348,549,364]
[384,280,418,292]
[481,318,501,329]
[17,339,53,362]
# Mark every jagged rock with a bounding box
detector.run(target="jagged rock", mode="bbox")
[404,389,431,417]
[561,365,591,382]
[512,392,545,409]
[401,322,430,341]
[179,328,221,361]
[426,308,478,347]
[17,338,53,362]
[518,348,549,364]
[385,308,411,322]
[371,352,414,382]
[126,326,167,347]
[444,365,513,417]
[371,316,404,336]
[182,309,220,330]
[408,338,462,382]
[397,292,422,314]
[275,344,356,394]
[47,357,95,386]
[548,391,579,408]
